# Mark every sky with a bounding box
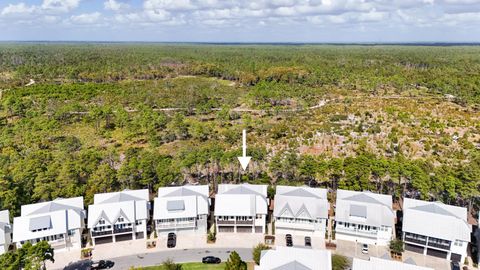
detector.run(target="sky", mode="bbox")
[1,0,480,42]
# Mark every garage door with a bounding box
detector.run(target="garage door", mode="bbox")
[427,248,448,259]
[405,244,424,254]
[218,226,234,233]
[237,227,252,233]
[94,236,113,245]
[451,253,461,262]
[255,226,263,233]
[115,234,133,242]
[136,232,144,239]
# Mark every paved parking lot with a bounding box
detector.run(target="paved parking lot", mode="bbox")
[275,233,325,250]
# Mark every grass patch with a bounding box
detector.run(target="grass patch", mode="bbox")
[136,262,226,270]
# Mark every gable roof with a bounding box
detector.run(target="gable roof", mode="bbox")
[154,185,209,220]
[272,261,311,270]
[257,247,332,270]
[13,197,85,243]
[276,186,327,199]
[88,189,149,228]
[215,184,267,217]
[94,189,149,204]
[274,187,329,220]
[403,198,471,242]
[352,257,433,270]
[335,190,394,227]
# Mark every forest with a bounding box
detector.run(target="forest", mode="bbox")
[0,43,480,217]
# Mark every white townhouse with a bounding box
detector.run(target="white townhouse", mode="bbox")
[352,257,434,270]
[335,190,395,245]
[215,184,268,233]
[273,186,329,237]
[153,185,210,236]
[88,189,150,245]
[402,198,472,263]
[255,246,332,270]
[13,197,85,251]
[0,210,12,254]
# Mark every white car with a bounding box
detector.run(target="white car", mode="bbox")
[361,244,369,254]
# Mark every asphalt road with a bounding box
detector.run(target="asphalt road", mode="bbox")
[105,248,252,270]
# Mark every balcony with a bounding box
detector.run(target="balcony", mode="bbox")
[404,235,427,246]
[236,220,253,225]
[427,241,450,250]
[156,221,196,229]
[91,230,113,237]
[336,227,378,238]
[114,227,133,234]
[275,220,316,231]
[217,220,235,225]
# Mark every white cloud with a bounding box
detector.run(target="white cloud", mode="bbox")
[70,12,101,24]
[42,0,80,13]
[1,3,36,17]
[144,0,196,11]
[104,0,129,12]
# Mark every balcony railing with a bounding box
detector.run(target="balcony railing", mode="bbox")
[217,220,235,225]
[236,220,253,225]
[91,230,113,237]
[404,235,427,245]
[114,227,133,234]
[336,227,378,237]
[156,221,196,229]
[428,241,450,250]
[275,220,316,231]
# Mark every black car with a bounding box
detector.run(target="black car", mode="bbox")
[167,232,176,248]
[202,256,221,264]
[305,236,311,247]
[451,262,460,270]
[90,260,115,269]
[286,234,293,247]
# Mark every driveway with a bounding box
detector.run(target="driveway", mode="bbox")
[215,233,264,248]
[402,250,451,270]
[275,233,325,249]
[335,240,389,260]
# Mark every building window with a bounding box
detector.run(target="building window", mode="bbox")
[454,240,462,246]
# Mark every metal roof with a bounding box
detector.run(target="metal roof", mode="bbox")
[335,190,394,227]
[352,257,433,270]
[167,200,185,211]
[403,198,471,242]
[29,215,52,231]
[257,247,332,270]
[350,204,367,218]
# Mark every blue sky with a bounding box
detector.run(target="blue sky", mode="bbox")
[1,0,480,42]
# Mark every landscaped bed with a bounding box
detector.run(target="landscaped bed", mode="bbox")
[136,262,226,269]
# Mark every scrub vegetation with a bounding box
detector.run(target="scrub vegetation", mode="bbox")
[1,44,480,218]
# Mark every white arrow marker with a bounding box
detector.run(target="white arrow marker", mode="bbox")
[237,129,252,171]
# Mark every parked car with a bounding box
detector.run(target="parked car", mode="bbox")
[202,256,221,264]
[167,232,176,248]
[305,236,311,247]
[451,261,461,270]
[361,243,368,254]
[286,234,293,247]
[90,260,115,269]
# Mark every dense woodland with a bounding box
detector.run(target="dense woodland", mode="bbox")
[0,44,480,217]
